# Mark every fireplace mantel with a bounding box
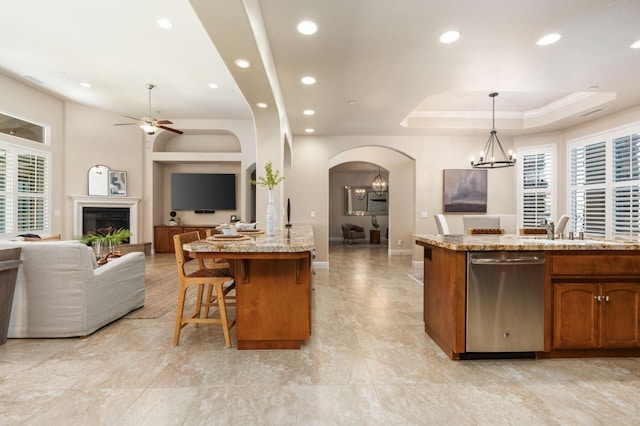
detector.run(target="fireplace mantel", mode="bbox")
[72,196,141,243]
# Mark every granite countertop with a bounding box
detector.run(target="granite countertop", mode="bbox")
[183,224,315,253]
[413,234,640,251]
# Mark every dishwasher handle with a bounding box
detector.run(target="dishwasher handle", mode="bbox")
[470,256,545,266]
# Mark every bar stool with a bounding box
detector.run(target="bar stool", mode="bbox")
[172,231,236,347]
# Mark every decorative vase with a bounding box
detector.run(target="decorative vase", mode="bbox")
[266,189,277,236]
[93,240,113,260]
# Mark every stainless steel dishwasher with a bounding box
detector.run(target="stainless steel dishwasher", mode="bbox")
[466,251,545,354]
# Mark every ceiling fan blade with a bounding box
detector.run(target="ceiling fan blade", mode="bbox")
[113,123,140,126]
[157,125,183,135]
[154,119,173,125]
[122,115,143,122]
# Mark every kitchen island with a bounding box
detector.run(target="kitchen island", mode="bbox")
[414,234,640,360]
[184,224,315,350]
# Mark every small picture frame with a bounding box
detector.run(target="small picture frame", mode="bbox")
[109,171,127,196]
[230,214,238,223]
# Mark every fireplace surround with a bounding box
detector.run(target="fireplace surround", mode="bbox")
[72,196,141,243]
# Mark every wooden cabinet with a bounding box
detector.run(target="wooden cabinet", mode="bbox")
[549,252,640,352]
[154,225,215,253]
[553,282,640,349]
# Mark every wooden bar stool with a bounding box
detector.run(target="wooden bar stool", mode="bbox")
[173,231,236,347]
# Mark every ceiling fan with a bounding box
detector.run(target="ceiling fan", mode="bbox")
[114,84,183,135]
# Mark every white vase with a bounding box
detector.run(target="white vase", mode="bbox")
[266,189,277,236]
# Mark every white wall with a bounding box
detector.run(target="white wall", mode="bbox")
[64,101,144,238]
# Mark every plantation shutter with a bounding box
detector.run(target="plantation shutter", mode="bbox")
[517,145,555,230]
[570,140,606,235]
[612,133,640,239]
[521,152,552,227]
[0,142,50,236]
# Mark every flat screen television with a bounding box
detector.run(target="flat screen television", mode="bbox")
[171,173,236,211]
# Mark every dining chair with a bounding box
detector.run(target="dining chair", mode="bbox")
[469,228,505,235]
[173,231,236,347]
[463,215,501,234]
[434,214,450,235]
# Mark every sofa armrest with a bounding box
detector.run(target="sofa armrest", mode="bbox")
[86,252,145,334]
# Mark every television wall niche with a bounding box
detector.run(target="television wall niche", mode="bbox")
[171,173,237,211]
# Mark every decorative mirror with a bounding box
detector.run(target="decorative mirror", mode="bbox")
[88,165,110,196]
[344,185,388,216]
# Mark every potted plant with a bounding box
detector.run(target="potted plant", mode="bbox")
[80,227,131,259]
[250,161,285,236]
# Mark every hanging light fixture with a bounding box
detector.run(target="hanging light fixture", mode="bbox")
[470,92,516,169]
[354,187,367,200]
[371,168,388,195]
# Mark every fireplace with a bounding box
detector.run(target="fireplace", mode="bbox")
[72,196,141,244]
[82,207,130,239]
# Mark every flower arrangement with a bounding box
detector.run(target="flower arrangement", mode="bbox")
[371,214,380,229]
[250,161,284,190]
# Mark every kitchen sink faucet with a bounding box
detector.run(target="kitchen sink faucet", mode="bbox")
[543,220,555,240]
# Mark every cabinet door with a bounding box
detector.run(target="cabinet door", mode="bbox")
[154,226,184,253]
[553,283,599,349]
[600,283,640,348]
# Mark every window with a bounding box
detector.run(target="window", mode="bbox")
[517,145,556,228]
[0,142,50,236]
[568,123,640,240]
[0,112,45,143]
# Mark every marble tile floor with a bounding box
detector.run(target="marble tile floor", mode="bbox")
[1,243,640,425]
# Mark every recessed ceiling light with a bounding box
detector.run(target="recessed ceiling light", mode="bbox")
[537,33,561,46]
[80,82,91,88]
[347,100,356,105]
[301,76,316,85]
[631,39,640,49]
[303,109,315,115]
[439,30,460,44]
[297,20,318,35]
[256,102,268,108]
[208,83,219,89]
[157,18,173,29]
[234,59,252,68]
[305,128,315,133]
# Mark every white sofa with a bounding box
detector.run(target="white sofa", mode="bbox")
[1,240,145,338]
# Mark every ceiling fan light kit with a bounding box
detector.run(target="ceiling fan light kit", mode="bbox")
[113,84,183,135]
[470,92,516,169]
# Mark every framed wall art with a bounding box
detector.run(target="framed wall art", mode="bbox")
[109,171,127,196]
[443,169,487,213]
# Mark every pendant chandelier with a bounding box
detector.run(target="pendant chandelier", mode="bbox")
[470,92,516,169]
[371,168,388,195]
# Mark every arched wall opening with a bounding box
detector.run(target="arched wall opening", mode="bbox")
[328,146,415,255]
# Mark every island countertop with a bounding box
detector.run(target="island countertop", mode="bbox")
[183,223,315,253]
[413,233,640,251]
